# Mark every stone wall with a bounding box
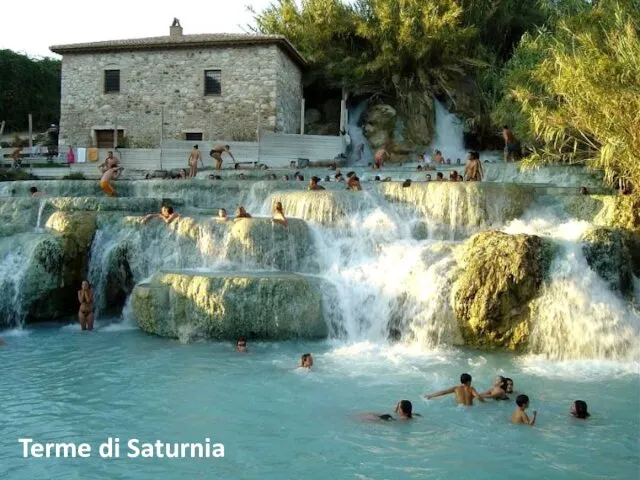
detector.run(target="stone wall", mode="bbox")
[59,45,302,147]
[275,49,302,134]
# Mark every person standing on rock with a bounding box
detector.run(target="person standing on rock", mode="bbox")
[464,151,484,182]
[209,144,235,170]
[374,147,389,169]
[100,166,123,197]
[188,144,203,178]
[77,280,94,331]
[503,126,518,162]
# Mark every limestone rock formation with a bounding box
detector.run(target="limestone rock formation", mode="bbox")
[581,227,639,297]
[226,218,316,271]
[131,271,327,341]
[363,104,397,149]
[29,211,98,318]
[453,231,553,350]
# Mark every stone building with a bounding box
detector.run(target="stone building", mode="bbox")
[50,21,305,148]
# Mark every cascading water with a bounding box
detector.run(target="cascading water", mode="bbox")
[346,102,374,165]
[428,101,468,162]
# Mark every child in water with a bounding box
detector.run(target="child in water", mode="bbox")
[512,394,537,426]
[299,353,313,369]
[570,400,590,419]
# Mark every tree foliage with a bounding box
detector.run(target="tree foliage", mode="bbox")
[495,0,640,191]
[0,50,61,132]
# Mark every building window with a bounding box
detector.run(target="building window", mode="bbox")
[184,132,203,141]
[204,70,221,96]
[104,70,120,93]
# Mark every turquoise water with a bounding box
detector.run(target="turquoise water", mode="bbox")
[2,323,638,479]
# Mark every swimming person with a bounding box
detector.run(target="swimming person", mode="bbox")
[236,337,247,353]
[77,280,94,331]
[210,144,235,170]
[481,376,509,400]
[571,400,590,419]
[426,174,432,182]
[100,166,122,197]
[424,373,485,405]
[436,172,445,181]
[362,400,416,422]
[512,394,537,425]
[402,179,412,188]
[505,378,514,394]
[188,144,203,178]
[235,206,252,220]
[299,353,313,369]
[272,201,288,227]
[142,205,180,224]
[216,208,228,222]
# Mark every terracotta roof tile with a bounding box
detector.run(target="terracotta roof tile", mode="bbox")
[50,33,306,68]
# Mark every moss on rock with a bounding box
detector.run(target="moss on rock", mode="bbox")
[452,231,554,350]
[581,227,639,297]
[131,271,328,341]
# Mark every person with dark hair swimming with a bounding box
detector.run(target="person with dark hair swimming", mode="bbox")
[299,353,313,369]
[362,400,417,422]
[571,400,590,419]
[424,373,485,405]
[512,394,537,426]
[235,337,247,353]
[504,378,514,394]
[482,376,509,400]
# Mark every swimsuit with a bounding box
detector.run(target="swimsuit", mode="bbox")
[100,180,115,196]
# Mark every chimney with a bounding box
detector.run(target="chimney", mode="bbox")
[170,18,183,37]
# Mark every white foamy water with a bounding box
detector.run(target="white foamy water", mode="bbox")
[428,101,467,162]
[347,102,374,165]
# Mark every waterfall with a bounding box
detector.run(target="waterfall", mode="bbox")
[428,101,467,163]
[346,102,374,165]
[35,199,46,231]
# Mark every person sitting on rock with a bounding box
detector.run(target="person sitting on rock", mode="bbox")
[433,150,444,164]
[481,376,509,400]
[424,373,485,406]
[236,337,247,353]
[347,175,362,191]
[272,201,288,227]
[308,176,325,191]
[235,206,252,220]
[299,353,313,369]
[449,170,462,182]
[30,186,45,197]
[77,280,94,331]
[216,208,228,222]
[142,205,180,224]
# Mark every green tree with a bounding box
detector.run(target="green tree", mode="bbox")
[0,50,61,132]
[495,1,640,192]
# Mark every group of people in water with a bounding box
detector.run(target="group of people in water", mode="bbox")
[232,341,591,425]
